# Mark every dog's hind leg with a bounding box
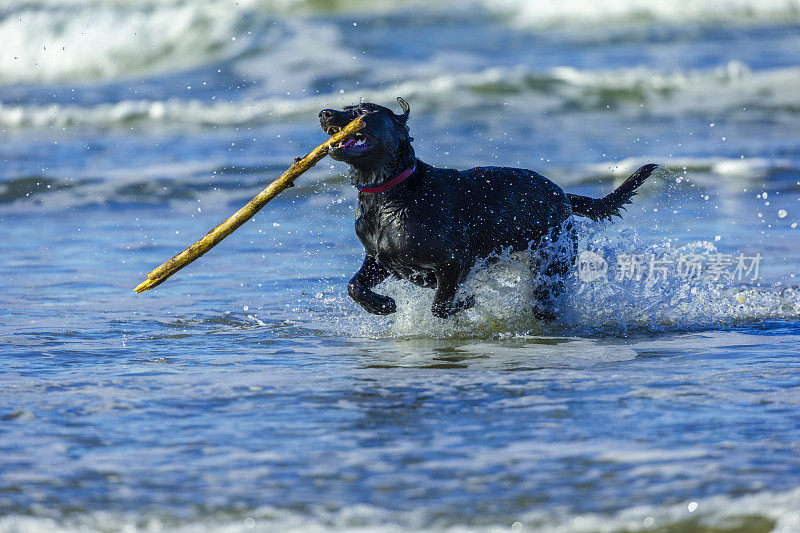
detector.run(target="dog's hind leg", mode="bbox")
[431,263,475,319]
[348,256,396,315]
[530,221,577,321]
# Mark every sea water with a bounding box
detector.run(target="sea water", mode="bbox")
[2,0,800,531]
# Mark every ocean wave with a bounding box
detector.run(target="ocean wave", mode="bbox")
[466,61,800,116]
[1,156,792,213]
[0,0,270,84]
[0,0,412,85]
[1,62,798,129]
[2,0,799,86]
[482,0,800,26]
[0,487,798,532]
[585,155,794,180]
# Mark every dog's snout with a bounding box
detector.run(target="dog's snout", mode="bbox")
[319,109,335,120]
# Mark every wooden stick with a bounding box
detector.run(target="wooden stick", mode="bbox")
[134,115,365,293]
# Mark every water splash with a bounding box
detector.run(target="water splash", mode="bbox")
[320,225,800,340]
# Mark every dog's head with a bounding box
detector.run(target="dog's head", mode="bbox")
[319,98,415,181]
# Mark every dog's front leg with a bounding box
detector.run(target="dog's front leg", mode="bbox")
[431,265,474,319]
[348,256,396,315]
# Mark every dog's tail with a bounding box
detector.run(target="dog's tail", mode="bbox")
[568,164,660,221]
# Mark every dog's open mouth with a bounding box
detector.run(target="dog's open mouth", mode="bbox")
[326,126,372,155]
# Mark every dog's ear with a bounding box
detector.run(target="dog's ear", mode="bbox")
[396,97,410,123]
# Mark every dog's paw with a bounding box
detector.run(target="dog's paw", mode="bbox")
[348,280,396,315]
[431,302,452,319]
[359,293,396,315]
[532,305,557,322]
[431,295,473,319]
[458,294,476,311]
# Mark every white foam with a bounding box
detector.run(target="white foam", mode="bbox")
[0,487,798,532]
[586,156,788,179]
[0,149,788,216]
[0,0,392,85]
[2,0,800,88]
[482,0,800,26]
[0,1,262,83]
[324,233,800,340]
[542,61,800,117]
[2,62,798,129]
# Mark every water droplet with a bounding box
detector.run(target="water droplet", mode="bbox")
[688,501,698,512]
[778,209,787,218]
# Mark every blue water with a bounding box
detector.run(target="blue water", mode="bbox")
[2,1,800,531]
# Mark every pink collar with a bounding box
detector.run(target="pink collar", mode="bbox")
[357,163,417,193]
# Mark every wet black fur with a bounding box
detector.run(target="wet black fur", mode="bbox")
[319,99,659,319]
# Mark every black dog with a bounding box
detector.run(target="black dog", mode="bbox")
[320,98,657,319]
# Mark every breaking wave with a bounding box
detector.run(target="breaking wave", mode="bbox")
[482,0,800,26]
[2,156,794,213]
[1,487,798,532]
[1,62,798,129]
[0,1,260,83]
